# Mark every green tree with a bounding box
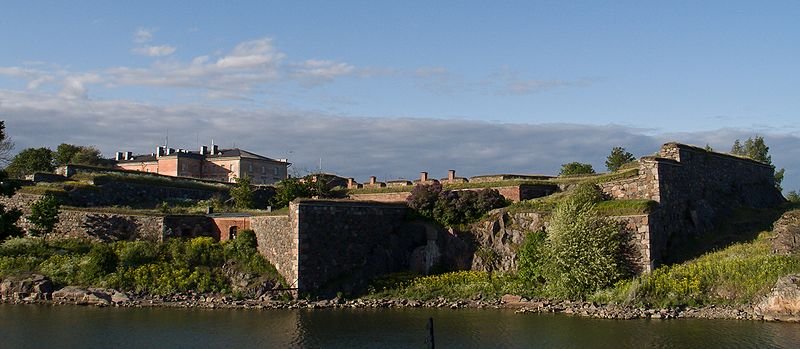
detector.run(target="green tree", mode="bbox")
[230,175,255,209]
[271,177,313,209]
[704,144,713,152]
[0,121,14,165]
[27,194,61,236]
[54,143,107,167]
[559,162,595,176]
[0,122,22,240]
[540,192,628,299]
[786,190,800,203]
[605,146,636,172]
[730,136,784,190]
[5,147,54,178]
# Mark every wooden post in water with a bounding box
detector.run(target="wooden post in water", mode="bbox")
[426,317,435,349]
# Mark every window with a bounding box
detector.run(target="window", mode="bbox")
[273,167,279,175]
[261,166,266,174]
[248,164,253,172]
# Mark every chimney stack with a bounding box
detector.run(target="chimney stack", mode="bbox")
[347,178,355,189]
[212,144,219,155]
[167,148,175,155]
[370,176,377,185]
[420,172,428,182]
[448,170,456,181]
[115,152,124,161]
[156,146,165,158]
[124,152,133,161]
[200,145,208,155]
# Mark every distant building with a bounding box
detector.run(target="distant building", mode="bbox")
[114,144,290,185]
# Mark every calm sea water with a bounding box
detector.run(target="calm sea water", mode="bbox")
[1,304,799,348]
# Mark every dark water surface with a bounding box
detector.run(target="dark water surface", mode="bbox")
[2,304,799,348]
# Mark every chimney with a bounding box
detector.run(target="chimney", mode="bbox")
[200,145,208,155]
[370,176,377,185]
[212,144,219,155]
[420,172,428,182]
[115,152,124,161]
[448,170,456,181]
[156,146,164,158]
[167,148,175,155]
[124,152,133,160]
[347,178,355,189]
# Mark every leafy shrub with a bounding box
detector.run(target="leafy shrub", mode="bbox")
[184,237,224,269]
[81,243,118,283]
[38,254,83,286]
[0,237,50,257]
[271,177,313,209]
[47,238,93,255]
[407,184,507,226]
[517,230,546,286]
[560,162,596,176]
[27,194,61,236]
[540,198,628,299]
[368,271,522,301]
[116,241,160,268]
[787,190,800,203]
[570,183,606,205]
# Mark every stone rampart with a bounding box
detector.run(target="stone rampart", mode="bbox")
[348,192,411,203]
[293,200,409,295]
[251,215,297,287]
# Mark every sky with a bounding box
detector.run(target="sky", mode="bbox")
[0,1,798,190]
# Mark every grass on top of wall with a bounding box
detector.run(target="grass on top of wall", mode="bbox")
[90,173,231,192]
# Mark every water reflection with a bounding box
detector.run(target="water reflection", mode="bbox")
[1,305,799,348]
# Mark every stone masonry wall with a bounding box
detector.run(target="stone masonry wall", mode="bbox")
[45,210,164,241]
[466,210,654,274]
[348,192,411,203]
[293,200,409,296]
[251,215,297,288]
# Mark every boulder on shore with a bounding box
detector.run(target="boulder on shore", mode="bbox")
[755,274,800,322]
[52,286,111,306]
[0,274,53,301]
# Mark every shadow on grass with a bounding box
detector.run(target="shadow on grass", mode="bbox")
[665,202,799,265]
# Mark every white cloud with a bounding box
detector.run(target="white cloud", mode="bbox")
[58,74,102,99]
[3,90,797,191]
[133,27,154,43]
[132,45,176,57]
[291,60,355,84]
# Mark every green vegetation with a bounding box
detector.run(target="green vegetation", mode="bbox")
[730,136,785,191]
[367,271,524,301]
[559,162,595,176]
[5,147,55,178]
[271,177,313,209]
[593,231,800,307]
[605,146,636,172]
[0,122,23,240]
[93,172,230,192]
[230,176,255,209]
[787,190,800,203]
[406,183,507,226]
[27,194,61,236]
[0,234,284,295]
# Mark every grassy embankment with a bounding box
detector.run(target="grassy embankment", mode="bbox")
[367,198,800,307]
[0,231,285,297]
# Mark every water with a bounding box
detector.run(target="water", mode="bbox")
[1,304,799,348]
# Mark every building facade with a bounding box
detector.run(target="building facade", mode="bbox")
[114,145,289,185]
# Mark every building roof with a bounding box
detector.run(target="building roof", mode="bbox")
[115,148,290,165]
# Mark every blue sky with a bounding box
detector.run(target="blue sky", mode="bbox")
[1,1,798,190]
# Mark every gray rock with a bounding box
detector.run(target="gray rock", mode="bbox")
[754,274,800,322]
[0,274,53,300]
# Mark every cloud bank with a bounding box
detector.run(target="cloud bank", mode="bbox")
[2,90,797,191]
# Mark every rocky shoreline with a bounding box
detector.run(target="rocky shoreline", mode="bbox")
[3,273,799,322]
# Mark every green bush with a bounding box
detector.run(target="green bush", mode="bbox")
[81,244,118,283]
[27,194,61,236]
[540,198,628,299]
[116,241,160,268]
[368,271,523,301]
[517,230,546,287]
[407,184,508,226]
[0,237,50,257]
[38,254,83,286]
[570,183,606,205]
[184,237,224,269]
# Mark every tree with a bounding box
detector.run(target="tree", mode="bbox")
[0,121,14,165]
[230,176,255,209]
[271,177,313,209]
[786,190,800,203]
[605,146,636,172]
[54,143,107,167]
[559,162,595,176]
[704,144,713,152]
[540,191,628,299]
[730,136,784,190]
[0,170,23,240]
[5,147,54,178]
[27,194,61,236]
[0,122,22,240]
